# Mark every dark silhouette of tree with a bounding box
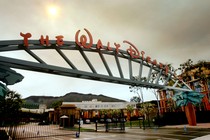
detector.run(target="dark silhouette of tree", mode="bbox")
[0,90,23,125]
[130,96,141,103]
[51,100,63,109]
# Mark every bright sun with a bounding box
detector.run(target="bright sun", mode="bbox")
[48,6,58,16]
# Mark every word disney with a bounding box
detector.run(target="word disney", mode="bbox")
[20,28,169,74]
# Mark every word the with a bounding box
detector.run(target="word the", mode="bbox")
[20,28,169,74]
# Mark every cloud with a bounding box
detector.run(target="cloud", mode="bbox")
[1,0,210,101]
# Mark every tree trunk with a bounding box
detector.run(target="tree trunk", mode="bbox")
[185,103,196,126]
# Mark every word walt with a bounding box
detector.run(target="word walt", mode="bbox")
[20,28,169,75]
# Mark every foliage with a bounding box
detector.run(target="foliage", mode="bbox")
[178,59,193,73]
[178,59,210,82]
[172,90,205,107]
[0,90,23,125]
[166,99,177,112]
[22,103,39,109]
[138,103,158,127]
[0,90,23,113]
[140,103,156,115]
[126,105,134,114]
[50,99,63,109]
[110,109,121,118]
[138,103,157,119]
[130,96,141,103]
[99,109,109,117]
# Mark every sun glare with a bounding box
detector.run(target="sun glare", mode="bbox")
[48,6,58,16]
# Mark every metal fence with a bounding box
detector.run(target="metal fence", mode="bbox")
[0,117,80,139]
[95,117,126,132]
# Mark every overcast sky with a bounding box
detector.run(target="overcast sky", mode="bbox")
[0,0,210,101]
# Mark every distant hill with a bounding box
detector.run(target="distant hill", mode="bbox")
[23,92,126,108]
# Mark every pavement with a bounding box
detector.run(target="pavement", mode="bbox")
[162,123,210,129]
[81,123,210,140]
[82,122,210,130]
[162,123,210,140]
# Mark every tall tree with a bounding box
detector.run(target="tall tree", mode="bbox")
[126,104,134,121]
[138,103,157,127]
[0,90,23,124]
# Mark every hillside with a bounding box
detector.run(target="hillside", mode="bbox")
[23,92,126,108]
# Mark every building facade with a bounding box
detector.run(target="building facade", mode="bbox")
[63,99,136,110]
[48,99,138,127]
[62,99,137,119]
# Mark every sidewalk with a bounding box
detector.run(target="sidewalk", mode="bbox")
[82,123,210,130]
[161,123,210,140]
[161,123,210,129]
[81,123,210,139]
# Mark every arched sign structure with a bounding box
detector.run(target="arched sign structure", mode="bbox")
[0,28,191,91]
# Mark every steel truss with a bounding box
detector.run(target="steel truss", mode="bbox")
[0,40,191,91]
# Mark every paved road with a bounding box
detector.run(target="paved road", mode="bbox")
[19,128,210,140]
[74,128,210,140]
[11,124,210,140]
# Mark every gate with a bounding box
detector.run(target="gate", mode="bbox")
[0,28,193,139]
[0,112,81,139]
[12,123,78,139]
[0,29,192,92]
[95,117,126,132]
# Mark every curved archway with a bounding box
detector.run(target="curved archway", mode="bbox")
[0,29,190,92]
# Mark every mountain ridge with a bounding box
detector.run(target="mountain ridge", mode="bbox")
[23,92,126,108]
